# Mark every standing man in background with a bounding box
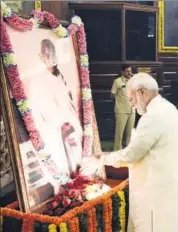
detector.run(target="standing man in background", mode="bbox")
[111,64,135,151]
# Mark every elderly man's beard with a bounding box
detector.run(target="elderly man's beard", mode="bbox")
[137,107,146,116]
[136,97,147,116]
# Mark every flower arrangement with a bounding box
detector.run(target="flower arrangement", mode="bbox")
[1,182,129,232]
[44,167,105,217]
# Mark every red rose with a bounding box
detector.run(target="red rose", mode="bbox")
[51,201,58,208]
[62,198,71,207]
[54,194,62,202]
[69,189,80,199]
[81,190,86,198]
[67,182,74,188]
[76,194,83,202]
[64,190,69,196]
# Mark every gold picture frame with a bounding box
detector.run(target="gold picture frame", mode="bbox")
[158,1,178,53]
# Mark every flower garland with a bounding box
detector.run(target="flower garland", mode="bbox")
[107,199,113,231]
[68,217,80,232]
[59,222,68,232]
[48,224,57,232]
[1,4,67,183]
[92,207,97,232]
[0,216,3,232]
[87,210,93,232]
[21,218,34,232]
[118,191,126,232]
[74,217,80,232]
[101,199,113,232]
[1,181,128,232]
[35,1,41,11]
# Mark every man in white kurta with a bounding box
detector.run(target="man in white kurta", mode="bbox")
[81,73,178,232]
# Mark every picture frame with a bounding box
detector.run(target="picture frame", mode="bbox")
[0,106,15,198]
[158,1,178,53]
[1,4,104,213]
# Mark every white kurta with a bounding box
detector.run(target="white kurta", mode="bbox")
[101,95,178,232]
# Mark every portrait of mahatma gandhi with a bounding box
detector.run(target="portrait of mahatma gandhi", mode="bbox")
[39,39,73,101]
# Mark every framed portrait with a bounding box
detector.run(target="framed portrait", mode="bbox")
[1,4,104,213]
[158,1,178,53]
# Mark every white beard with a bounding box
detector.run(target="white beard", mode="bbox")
[137,107,146,116]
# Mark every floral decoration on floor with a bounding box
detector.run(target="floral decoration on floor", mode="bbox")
[44,167,107,217]
[1,183,129,232]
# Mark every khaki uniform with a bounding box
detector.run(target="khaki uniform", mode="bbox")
[111,76,135,151]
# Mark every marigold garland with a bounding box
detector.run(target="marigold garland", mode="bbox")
[72,217,80,232]
[59,222,68,232]
[107,198,113,231]
[118,191,126,232]
[21,218,34,232]
[90,208,97,232]
[48,223,57,232]
[0,216,3,232]
[87,210,93,232]
[75,217,80,232]
[1,181,128,231]
[35,1,41,11]
[68,218,74,232]
[103,201,110,232]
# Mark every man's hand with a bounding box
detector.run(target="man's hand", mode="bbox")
[80,155,102,176]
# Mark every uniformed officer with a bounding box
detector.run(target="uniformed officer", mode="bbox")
[111,64,135,151]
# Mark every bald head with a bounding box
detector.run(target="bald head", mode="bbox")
[127,73,159,115]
